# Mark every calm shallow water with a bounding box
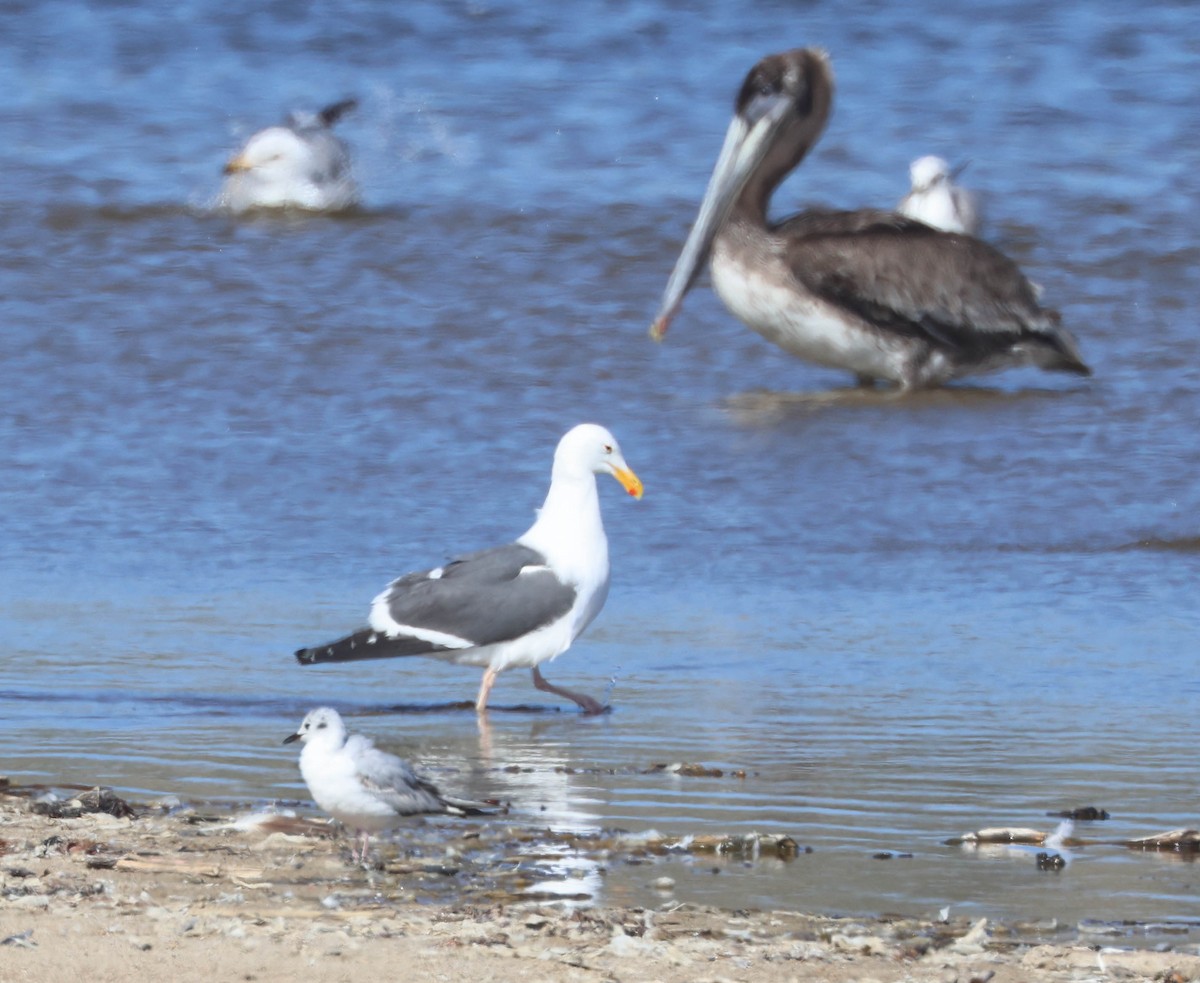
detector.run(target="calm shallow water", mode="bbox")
[2,0,1198,939]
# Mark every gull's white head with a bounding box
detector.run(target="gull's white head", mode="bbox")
[909,155,952,192]
[283,706,348,746]
[219,99,358,212]
[225,126,318,184]
[553,424,643,499]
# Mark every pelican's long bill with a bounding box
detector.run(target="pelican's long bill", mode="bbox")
[649,90,795,341]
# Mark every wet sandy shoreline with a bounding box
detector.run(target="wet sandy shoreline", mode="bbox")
[3,785,1200,983]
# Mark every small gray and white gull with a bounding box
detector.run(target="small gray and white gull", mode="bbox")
[219,99,359,212]
[284,707,487,862]
[295,424,644,715]
[898,155,980,235]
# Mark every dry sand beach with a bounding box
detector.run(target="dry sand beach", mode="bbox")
[3,785,1199,983]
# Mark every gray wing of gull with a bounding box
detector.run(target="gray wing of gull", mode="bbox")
[379,543,576,645]
[295,544,577,665]
[346,736,451,815]
[950,186,980,235]
[283,100,356,182]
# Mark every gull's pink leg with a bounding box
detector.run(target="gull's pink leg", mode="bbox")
[531,665,605,714]
[475,666,500,713]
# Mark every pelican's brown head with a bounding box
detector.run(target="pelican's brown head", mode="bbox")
[649,47,834,342]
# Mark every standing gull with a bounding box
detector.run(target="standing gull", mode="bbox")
[219,99,359,212]
[898,155,980,235]
[649,48,1089,390]
[284,707,488,862]
[295,424,644,714]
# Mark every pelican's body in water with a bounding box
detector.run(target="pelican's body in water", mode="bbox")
[650,49,1089,390]
[898,155,980,235]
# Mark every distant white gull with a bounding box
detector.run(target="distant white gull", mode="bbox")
[898,155,980,235]
[219,98,359,212]
[284,707,488,862]
[295,424,644,714]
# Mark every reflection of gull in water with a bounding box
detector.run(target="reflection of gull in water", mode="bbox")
[219,99,359,212]
[475,718,607,905]
[283,707,486,862]
[898,155,980,235]
[478,717,607,833]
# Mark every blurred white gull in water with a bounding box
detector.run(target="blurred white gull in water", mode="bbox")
[284,707,488,862]
[898,155,980,235]
[219,99,360,212]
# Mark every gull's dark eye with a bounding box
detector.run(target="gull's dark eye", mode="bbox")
[603,444,613,454]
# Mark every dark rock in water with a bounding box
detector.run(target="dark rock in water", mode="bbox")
[1036,851,1066,870]
[871,851,914,860]
[78,788,136,819]
[947,826,1046,845]
[31,787,135,820]
[1048,806,1110,821]
[643,762,725,778]
[32,797,79,819]
[1124,829,1200,852]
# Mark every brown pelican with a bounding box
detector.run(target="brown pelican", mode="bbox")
[649,49,1089,389]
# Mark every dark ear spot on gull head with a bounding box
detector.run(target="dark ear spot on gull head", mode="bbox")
[283,706,341,744]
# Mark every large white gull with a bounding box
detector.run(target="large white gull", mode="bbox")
[284,707,488,862]
[295,424,644,714]
[898,155,980,235]
[219,99,360,212]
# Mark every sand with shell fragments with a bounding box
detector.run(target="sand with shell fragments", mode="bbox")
[2,789,1199,983]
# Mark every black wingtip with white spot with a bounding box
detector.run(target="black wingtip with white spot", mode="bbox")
[294,626,457,666]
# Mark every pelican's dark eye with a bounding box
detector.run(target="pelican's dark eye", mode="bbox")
[737,66,785,123]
